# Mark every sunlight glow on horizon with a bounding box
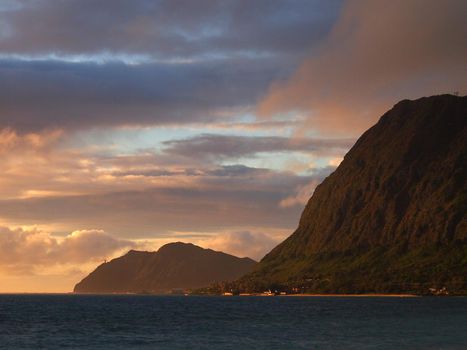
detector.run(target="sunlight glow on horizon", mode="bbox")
[0,0,464,292]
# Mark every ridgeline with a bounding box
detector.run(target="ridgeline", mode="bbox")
[236,95,466,295]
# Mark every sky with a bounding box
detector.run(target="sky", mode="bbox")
[0,0,466,292]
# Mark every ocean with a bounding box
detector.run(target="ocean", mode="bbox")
[0,294,466,349]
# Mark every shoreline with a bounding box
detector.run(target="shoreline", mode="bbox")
[5,292,466,297]
[280,293,419,297]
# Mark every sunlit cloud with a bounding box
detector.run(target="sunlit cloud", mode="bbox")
[199,231,280,261]
[279,166,336,208]
[0,226,140,292]
[258,0,467,136]
[0,226,136,274]
[0,0,461,293]
[0,125,344,238]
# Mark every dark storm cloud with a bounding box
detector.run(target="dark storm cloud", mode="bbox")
[0,0,340,59]
[0,0,341,131]
[163,134,355,160]
[0,57,287,130]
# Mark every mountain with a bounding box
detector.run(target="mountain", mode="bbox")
[74,242,256,293]
[240,94,467,295]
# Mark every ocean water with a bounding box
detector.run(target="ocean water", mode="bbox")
[0,295,466,349]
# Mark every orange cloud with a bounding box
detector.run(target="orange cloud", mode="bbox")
[279,179,321,208]
[258,0,467,136]
[0,226,135,274]
[200,231,280,261]
[0,127,63,154]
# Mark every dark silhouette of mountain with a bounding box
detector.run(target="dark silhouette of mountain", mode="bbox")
[239,94,466,294]
[74,242,256,293]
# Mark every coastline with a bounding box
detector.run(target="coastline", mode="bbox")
[281,293,419,297]
[5,292,467,297]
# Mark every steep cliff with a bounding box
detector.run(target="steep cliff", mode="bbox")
[243,95,466,294]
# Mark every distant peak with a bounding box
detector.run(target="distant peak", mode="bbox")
[74,240,257,293]
[393,94,465,108]
[157,242,200,252]
[161,241,195,247]
[125,249,154,256]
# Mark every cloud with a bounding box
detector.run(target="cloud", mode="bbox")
[0,1,341,132]
[0,174,306,237]
[56,230,136,263]
[200,231,280,260]
[163,134,354,160]
[258,0,467,135]
[0,125,325,237]
[205,165,269,177]
[0,0,339,59]
[0,226,135,274]
[0,225,282,291]
[279,180,322,208]
[0,127,63,154]
[279,166,336,207]
[0,122,342,239]
[0,58,285,131]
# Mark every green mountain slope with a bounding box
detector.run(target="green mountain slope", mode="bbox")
[240,95,467,295]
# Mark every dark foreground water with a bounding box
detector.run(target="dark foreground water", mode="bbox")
[0,295,466,349]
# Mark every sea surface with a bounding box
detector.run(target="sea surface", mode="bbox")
[0,294,466,349]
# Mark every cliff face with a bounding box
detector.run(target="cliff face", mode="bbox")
[245,95,467,294]
[74,242,256,293]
